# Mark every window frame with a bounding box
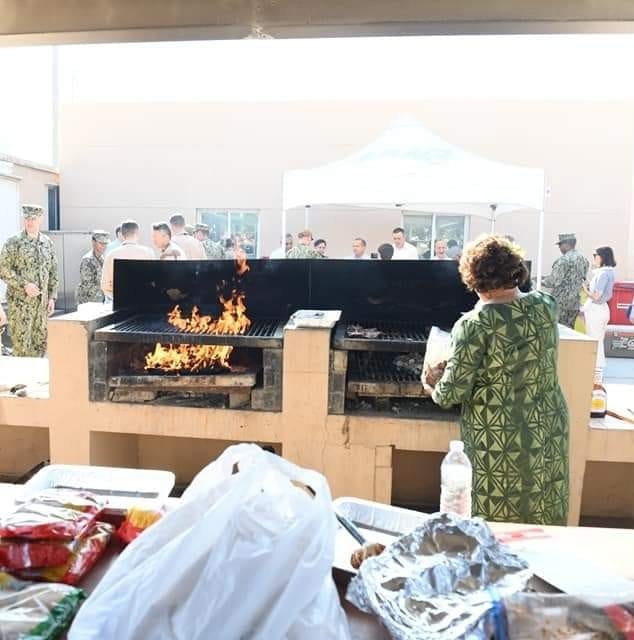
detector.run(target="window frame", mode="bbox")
[402,212,469,257]
[196,208,261,258]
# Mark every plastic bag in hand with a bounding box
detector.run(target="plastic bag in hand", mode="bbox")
[422,326,452,389]
[69,444,351,640]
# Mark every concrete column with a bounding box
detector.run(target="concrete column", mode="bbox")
[47,317,92,464]
[558,333,596,525]
[281,327,379,500]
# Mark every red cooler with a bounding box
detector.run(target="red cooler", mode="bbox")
[608,281,634,325]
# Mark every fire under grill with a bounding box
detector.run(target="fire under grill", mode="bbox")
[333,320,428,352]
[90,313,285,411]
[95,316,285,349]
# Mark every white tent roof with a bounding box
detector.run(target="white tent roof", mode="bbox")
[282,116,545,218]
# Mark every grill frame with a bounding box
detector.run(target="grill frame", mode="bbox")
[95,315,285,349]
[346,352,425,398]
[333,320,428,352]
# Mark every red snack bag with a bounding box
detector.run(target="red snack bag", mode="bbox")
[0,538,76,570]
[0,490,104,541]
[17,522,113,585]
[117,507,163,544]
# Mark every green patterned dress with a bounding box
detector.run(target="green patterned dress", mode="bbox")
[432,291,569,525]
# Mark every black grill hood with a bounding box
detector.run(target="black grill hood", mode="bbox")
[113,259,480,327]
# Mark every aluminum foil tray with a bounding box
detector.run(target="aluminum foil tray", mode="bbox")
[344,511,531,640]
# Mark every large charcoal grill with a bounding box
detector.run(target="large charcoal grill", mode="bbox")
[86,257,478,415]
[86,258,312,410]
[95,316,285,348]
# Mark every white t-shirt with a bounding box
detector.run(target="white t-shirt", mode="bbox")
[392,242,419,260]
[269,247,286,259]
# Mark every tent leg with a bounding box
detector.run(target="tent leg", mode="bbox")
[282,209,287,252]
[490,218,495,233]
[304,205,310,229]
[536,209,545,290]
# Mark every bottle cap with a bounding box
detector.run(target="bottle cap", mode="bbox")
[449,440,464,453]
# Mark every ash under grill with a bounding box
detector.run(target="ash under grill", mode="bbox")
[95,316,285,348]
[334,320,428,352]
[347,352,425,398]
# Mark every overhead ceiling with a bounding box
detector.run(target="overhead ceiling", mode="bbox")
[3,0,634,46]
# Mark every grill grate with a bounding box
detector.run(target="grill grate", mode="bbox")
[348,352,421,383]
[334,320,428,353]
[95,315,285,348]
[111,317,279,338]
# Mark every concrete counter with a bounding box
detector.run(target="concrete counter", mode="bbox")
[0,310,607,525]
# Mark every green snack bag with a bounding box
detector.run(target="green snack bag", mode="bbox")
[0,571,85,639]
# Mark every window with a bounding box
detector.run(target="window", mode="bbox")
[47,185,60,230]
[403,214,468,259]
[196,209,260,258]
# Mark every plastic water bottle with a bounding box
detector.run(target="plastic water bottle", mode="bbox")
[440,440,472,518]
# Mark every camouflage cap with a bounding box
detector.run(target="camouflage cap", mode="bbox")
[91,230,110,244]
[195,223,210,233]
[184,224,195,236]
[21,204,44,218]
[556,233,576,245]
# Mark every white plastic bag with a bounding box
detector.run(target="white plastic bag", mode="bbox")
[69,444,350,640]
[422,326,452,389]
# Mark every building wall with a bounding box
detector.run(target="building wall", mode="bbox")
[0,156,58,232]
[60,100,634,277]
[13,163,59,230]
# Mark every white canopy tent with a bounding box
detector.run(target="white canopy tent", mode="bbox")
[282,117,546,286]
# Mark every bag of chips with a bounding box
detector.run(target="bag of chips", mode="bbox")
[0,571,85,640]
[0,538,76,570]
[117,507,163,545]
[0,490,104,541]
[16,523,113,586]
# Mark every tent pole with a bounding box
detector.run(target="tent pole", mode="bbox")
[536,208,545,291]
[304,204,310,229]
[490,204,497,233]
[282,209,287,253]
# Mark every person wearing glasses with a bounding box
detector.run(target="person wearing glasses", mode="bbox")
[582,246,617,382]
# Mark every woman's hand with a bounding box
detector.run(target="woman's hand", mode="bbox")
[422,361,446,396]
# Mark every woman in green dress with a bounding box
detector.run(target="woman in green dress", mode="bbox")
[426,235,569,525]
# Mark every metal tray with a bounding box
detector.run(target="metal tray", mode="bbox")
[20,464,175,514]
[333,497,427,574]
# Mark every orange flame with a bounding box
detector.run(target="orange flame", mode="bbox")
[144,291,251,373]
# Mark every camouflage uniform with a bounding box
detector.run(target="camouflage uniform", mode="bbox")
[542,248,589,328]
[194,224,226,259]
[76,251,104,304]
[202,238,226,259]
[0,226,59,358]
[286,245,322,259]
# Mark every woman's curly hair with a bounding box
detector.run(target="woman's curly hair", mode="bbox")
[459,234,529,292]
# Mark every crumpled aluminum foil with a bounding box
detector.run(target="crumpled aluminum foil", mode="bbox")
[346,513,531,640]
